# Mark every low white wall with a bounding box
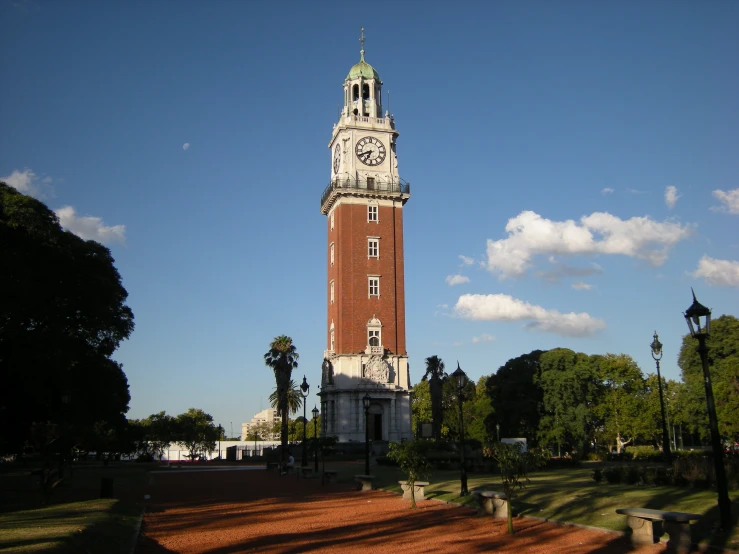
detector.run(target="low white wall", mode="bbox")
[155,441,282,461]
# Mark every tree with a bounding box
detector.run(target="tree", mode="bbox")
[411,379,432,436]
[536,349,597,455]
[465,376,494,444]
[387,439,433,509]
[175,408,220,460]
[0,183,134,458]
[486,351,543,442]
[678,314,739,442]
[489,442,549,534]
[264,335,299,464]
[422,356,447,441]
[268,380,303,420]
[591,354,646,453]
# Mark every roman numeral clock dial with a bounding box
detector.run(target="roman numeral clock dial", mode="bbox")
[355,136,386,166]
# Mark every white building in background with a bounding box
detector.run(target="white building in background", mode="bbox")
[241,408,280,440]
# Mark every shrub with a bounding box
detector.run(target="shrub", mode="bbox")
[624,465,640,485]
[603,467,622,484]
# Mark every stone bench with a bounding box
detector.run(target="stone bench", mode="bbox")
[398,481,430,501]
[616,508,702,553]
[324,470,339,483]
[472,490,508,518]
[354,474,375,491]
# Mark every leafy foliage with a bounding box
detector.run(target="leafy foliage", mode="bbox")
[678,315,739,441]
[488,442,549,533]
[387,439,433,508]
[264,335,299,462]
[174,408,220,460]
[0,183,134,458]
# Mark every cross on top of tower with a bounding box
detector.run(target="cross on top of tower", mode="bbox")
[359,26,365,61]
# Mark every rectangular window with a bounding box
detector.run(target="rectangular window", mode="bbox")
[368,329,380,346]
[368,238,379,258]
[366,177,375,190]
[330,212,334,230]
[368,277,379,297]
[368,205,378,222]
[330,243,334,266]
[330,280,334,304]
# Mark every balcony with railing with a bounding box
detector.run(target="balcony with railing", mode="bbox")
[320,177,411,212]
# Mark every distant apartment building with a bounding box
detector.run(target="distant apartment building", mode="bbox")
[241,408,280,441]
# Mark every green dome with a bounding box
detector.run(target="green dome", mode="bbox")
[347,55,380,81]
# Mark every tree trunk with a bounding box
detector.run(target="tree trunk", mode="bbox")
[507,498,513,534]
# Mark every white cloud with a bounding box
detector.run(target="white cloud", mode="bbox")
[601,188,614,195]
[2,168,46,197]
[452,341,464,347]
[572,282,593,291]
[459,255,474,265]
[485,210,693,278]
[712,188,739,215]
[454,293,606,337]
[692,255,739,287]
[55,206,126,245]
[471,333,495,344]
[446,274,470,286]
[183,143,190,151]
[536,259,603,284]
[665,186,681,209]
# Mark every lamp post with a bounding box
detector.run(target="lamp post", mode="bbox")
[496,422,500,442]
[451,362,469,496]
[300,376,310,467]
[312,405,319,472]
[684,290,731,530]
[650,332,672,463]
[363,393,371,475]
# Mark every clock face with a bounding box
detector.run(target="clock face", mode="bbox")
[355,136,386,167]
[333,144,341,174]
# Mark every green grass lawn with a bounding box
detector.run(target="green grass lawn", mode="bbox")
[328,461,739,551]
[0,462,150,553]
[0,499,141,553]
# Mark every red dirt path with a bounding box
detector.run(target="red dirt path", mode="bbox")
[135,466,666,554]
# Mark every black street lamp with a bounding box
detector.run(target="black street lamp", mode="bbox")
[650,332,672,463]
[451,362,469,496]
[312,405,319,472]
[363,393,371,475]
[684,290,731,530]
[496,422,500,442]
[300,376,310,467]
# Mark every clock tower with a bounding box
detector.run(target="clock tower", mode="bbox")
[319,29,412,444]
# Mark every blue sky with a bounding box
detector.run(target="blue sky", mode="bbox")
[2,0,738,435]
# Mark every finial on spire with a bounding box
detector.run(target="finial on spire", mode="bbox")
[359,26,365,61]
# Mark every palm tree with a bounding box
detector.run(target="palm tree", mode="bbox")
[269,380,304,418]
[264,335,299,463]
[423,355,446,441]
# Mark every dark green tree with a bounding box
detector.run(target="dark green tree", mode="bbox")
[422,355,446,441]
[264,335,299,463]
[175,408,220,460]
[268,380,304,419]
[677,314,739,442]
[486,351,543,441]
[0,183,134,457]
[536,348,597,455]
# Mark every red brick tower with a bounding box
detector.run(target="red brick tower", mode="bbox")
[318,30,412,443]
